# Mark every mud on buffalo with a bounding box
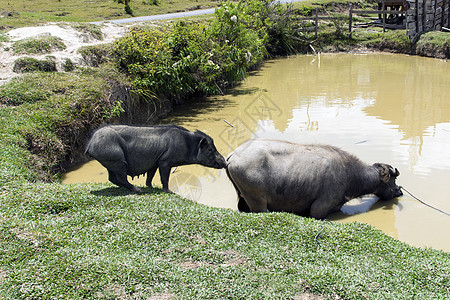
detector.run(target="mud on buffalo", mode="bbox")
[86,124,227,193]
[226,139,403,219]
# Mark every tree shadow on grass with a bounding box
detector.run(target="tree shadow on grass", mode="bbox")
[90,186,166,197]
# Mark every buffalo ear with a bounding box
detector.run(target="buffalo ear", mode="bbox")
[374,163,390,183]
[198,138,208,148]
[395,168,400,177]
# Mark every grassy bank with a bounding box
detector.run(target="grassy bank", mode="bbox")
[1,0,449,298]
[1,182,449,299]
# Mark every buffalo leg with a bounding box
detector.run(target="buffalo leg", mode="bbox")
[237,197,251,212]
[158,162,171,192]
[241,194,268,213]
[310,195,343,219]
[146,166,158,187]
[108,169,142,194]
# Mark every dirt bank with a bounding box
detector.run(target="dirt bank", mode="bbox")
[0,22,130,85]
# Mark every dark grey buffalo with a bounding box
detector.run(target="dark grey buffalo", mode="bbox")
[226,139,403,219]
[86,124,226,193]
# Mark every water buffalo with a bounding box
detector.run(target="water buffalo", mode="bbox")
[226,139,403,219]
[86,124,227,193]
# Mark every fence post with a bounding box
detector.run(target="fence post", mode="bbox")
[416,0,419,30]
[349,3,353,38]
[383,0,386,32]
[447,0,450,27]
[422,0,426,31]
[315,8,318,39]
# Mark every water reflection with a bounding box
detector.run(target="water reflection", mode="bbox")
[64,53,450,252]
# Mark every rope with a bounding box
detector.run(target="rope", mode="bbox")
[315,219,332,247]
[400,186,450,217]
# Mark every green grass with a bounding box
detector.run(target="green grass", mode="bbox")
[0,0,220,28]
[415,31,450,59]
[1,182,448,299]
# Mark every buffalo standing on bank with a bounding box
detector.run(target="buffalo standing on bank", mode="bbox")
[86,124,227,193]
[226,139,403,219]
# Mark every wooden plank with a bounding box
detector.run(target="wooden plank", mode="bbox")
[353,10,406,15]
[300,16,349,21]
[299,27,316,32]
[315,8,318,39]
[349,3,353,38]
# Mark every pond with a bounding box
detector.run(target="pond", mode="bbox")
[64,53,450,252]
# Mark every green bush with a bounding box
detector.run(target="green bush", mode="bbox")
[142,0,160,5]
[71,23,104,41]
[13,57,57,73]
[78,44,112,67]
[209,1,267,77]
[111,0,302,103]
[125,4,133,15]
[62,58,75,71]
[113,26,177,100]
[12,35,66,54]
[214,0,304,56]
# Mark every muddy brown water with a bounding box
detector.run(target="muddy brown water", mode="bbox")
[64,53,450,252]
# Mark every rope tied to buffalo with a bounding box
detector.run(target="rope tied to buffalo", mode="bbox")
[315,219,333,247]
[400,186,450,217]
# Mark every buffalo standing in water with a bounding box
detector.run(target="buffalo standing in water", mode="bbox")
[226,139,403,219]
[86,124,227,193]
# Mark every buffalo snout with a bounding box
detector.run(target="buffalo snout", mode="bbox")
[215,156,227,169]
[202,152,227,169]
[376,183,403,200]
[196,136,227,169]
[394,186,403,197]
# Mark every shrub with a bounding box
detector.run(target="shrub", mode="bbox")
[62,58,75,71]
[12,35,66,54]
[112,0,287,103]
[125,4,133,15]
[13,57,57,73]
[113,26,176,99]
[78,44,112,67]
[217,0,303,56]
[111,0,308,105]
[71,23,103,41]
[142,0,160,5]
[209,1,267,77]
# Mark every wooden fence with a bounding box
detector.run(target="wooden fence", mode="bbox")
[300,4,408,39]
[299,0,449,39]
